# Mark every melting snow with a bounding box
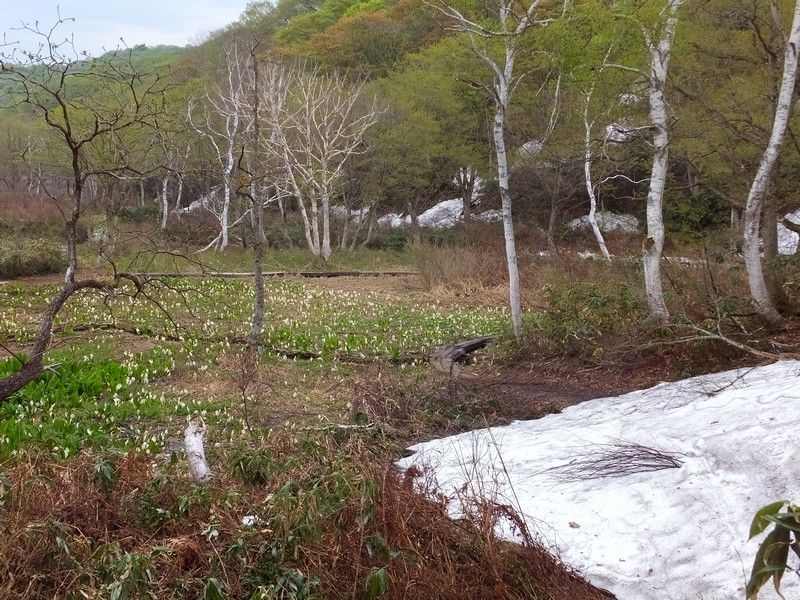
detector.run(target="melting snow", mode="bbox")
[569,212,640,234]
[778,209,800,255]
[398,361,800,600]
[377,199,502,230]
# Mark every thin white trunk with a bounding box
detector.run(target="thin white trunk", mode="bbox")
[642,0,683,321]
[321,175,332,261]
[175,174,184,211]
[494,60,524,342]
[220,181,231,250]
[160,176,169,230]
[583,100,611,261]
[742,0,800,322]
[184,418,212,483]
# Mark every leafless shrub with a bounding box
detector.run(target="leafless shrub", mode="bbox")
[549,440,684,482]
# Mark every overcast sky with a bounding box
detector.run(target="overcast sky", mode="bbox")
[1,1,249,56]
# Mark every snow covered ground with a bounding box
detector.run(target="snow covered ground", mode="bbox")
[398,361,800,600]
[778,209,800,255]
[377,198,502,230]
[568,211,640,234]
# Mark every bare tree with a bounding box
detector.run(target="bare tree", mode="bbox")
[582,91,612,261]
[431,0,557,342]
[0,19,170,400]
[742,0,800,323]
[266,64,378,261]
[188,43,251,251]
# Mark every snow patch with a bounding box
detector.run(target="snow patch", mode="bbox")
[377,199,502,230]
[418,199,463,229]
[331,205,369,223]
[177,187,219,215]
[778,209,800,255]
[377,212,411,228]
[398,361,800,600]
[518,139,543,159]
[568,212,640,234]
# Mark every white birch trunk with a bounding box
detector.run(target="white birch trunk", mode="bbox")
[175,174,184,212]
[583,101,611,261]
[160,175,169,230]
[321,173,332,261]
[494,57,524,342]
[642,0,683,321]
[742,0,800,322]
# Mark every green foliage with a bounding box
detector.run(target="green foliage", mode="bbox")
[0,348,217,459]
[229,445,295,485]
[0,237,67,278]
[746,501,800,598]
[526,282,645,355]
[364,566,390,599]
[119,203,160,224]
[276,0,373,44]
[364,230,408,252]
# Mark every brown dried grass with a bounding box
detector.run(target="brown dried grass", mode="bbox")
[0,435,607,600]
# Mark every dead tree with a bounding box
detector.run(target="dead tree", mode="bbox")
[0,19,171,401]
[266,63,378,261]
[188,43,251,251]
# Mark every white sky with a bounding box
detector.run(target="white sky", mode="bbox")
[0,1,249,56]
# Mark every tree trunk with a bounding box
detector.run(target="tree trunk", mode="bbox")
[742,0,800,322]
[184,418,212,483]
[458,167,475,222]
[584,111,611,261]
[642,0,683,321]
[160,175,169,230]
[175,173,184,212]
[321,187,332,261]
[310,197,321,258]
[361,207,376,248]
[407,202,421,245]
[762,193,779,299]
[494,67,524,342]
[220,181,231,251]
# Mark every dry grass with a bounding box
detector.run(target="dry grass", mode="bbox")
[0,436,608,600]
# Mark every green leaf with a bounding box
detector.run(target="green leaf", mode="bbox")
[746,524,791,599]
[749,501,787,539]
[365,567,390,599]
[202,577,227,600]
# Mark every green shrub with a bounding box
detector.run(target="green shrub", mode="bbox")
[526,282,646,355]
[0,237,67,278]
[119,203,159,223]
[19,217,88,243]
[365,230,408,252]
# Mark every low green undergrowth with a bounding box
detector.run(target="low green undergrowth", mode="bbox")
[0,237,67,279]
[0,350,230,460]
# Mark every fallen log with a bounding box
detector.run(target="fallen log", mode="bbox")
[430,336,494,374]
[134,270,419,279]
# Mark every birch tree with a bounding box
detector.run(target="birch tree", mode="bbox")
[583,91,612,261]
[433,0,556,342]
[267,65,378,261]
[742,0,800,323]
[641,0,683,320]
[189,44,251,251]
[608,0,683,319]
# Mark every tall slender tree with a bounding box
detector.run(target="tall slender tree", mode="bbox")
[742,0,800,323]
[434,0,557,342]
